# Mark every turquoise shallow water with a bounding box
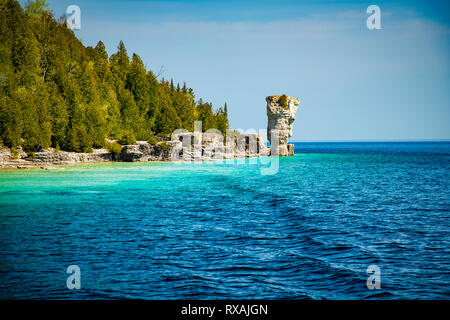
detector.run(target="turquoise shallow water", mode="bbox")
[0,142,449,299]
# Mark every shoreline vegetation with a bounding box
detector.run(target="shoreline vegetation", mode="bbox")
[0,0,230,162]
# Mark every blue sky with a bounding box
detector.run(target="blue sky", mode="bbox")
[32,0,449,141]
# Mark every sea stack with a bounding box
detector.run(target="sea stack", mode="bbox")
[266,95,300,156]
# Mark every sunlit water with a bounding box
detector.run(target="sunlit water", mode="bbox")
[0,142,449,299]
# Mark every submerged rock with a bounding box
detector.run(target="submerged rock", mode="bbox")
[266,95,300,156]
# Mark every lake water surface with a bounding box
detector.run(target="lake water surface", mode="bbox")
[0,142,449,299]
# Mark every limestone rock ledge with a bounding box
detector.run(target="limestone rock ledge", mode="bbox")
[0,133,269,169]
[0,147,113,169]
[266,95,300,156]
[171,132,268,161]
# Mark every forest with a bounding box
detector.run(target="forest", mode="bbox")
[0,0,229,153]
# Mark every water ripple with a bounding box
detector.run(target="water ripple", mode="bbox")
[0,142,449,299]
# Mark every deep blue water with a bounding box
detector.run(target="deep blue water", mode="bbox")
[0,142,449,299]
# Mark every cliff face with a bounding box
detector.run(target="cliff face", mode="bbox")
[266,95,300,156]
[169,132,269,160]
[0,132,269,169]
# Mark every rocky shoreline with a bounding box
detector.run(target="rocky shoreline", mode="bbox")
[0,146,112,169]
[0,134,270,169]
[0,94,300,170]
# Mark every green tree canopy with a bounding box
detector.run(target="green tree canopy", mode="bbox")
[25,0,50,15]
[0,0,230,152]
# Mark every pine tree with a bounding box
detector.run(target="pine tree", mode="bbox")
[109,40,130,89]
[94,41,108,62]
[24,0,50,16]
[126,53,152,140]
[215,103,229,135]
[0,0,231,153]
[197,102,217,131]
[0,96,23,148]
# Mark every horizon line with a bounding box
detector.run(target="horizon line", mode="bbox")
[290,139,450,143]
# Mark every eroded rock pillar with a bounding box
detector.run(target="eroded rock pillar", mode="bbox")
[266,95,300,156]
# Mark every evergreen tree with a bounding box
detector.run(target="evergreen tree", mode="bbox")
[197,102,217,131]
[109,40,130,89]
[126,53,151,140]
[94,41,108,62]
[0,96,23,147]
[24,0,50,16]
[0,0,230,152]
[215,103,229,136]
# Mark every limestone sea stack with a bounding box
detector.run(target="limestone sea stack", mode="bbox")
[266,95,300,156]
